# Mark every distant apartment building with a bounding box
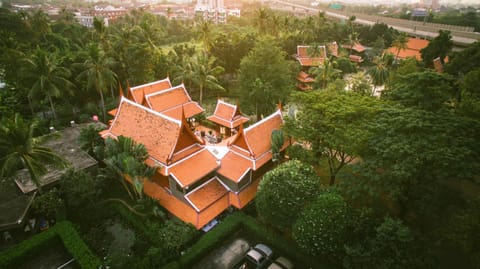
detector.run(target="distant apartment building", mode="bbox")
[194,0,240,23]
[75,5,127,27]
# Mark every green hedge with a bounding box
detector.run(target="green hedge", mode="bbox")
[160,211,332,269]
[177,212,244,267]
[0,221,101,269]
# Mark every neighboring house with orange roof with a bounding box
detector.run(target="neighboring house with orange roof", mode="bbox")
[295,45,327,67]
[100,80,289,230]
[386,37,429,61]
[296,71,314,91]
[207,99,249,137]
[342,42,366,63]
[294,45,328,91]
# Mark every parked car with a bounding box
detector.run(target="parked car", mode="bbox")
[267,256,294,269]
[233,243,274,269]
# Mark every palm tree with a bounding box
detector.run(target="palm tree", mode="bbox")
[367,55,391,96]
[311,58,341,89]
[0,114,67,190]
[255,8,270,35]
[103,136,155,201]
[197,20,213,54]
[190,53,225,105]
[76,43,118,121]
[22,48,75,120]
[392,32,409,61]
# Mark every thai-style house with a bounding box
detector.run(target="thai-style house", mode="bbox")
[294,45,327,91]
[101,78,289,229]
[342,42,365,63]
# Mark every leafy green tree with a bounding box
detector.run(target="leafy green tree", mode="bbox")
[76,43,118,121]
[420,30,453,67]
[238,38,295,120]
[285,90,380,185]
[349,72,372,96]
[0,114,67,189]
[256,160,320,230]
[210,31,256,73]
[32,188,63,218]
[344,106,480,219]
[444,42,480,77]
[21,48,75,120]
[78,124,105,160]
[343,217,418,269]
[457,68,480,118]
[383,71,455,112]
[293,193,349,260]
[60,169,103,209]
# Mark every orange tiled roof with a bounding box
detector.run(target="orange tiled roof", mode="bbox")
[386,38,429,61]
[168,149,219,187]
[349,54,364,63]
[297,71,315,83]
[229,110,287,170]
[207,100,249,129]
[243,110,284,157]
[108,108,118,117]
[102,97,181,164]
[161,102,204,120]
[129,78,172,105]
[342,42,366,53]
[296,45,327,67]
[144,84,204,120]
[185,177,228,212]
[217,151,252,182]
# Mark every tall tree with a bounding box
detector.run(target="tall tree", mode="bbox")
[21,48,74,120]
[420,30,453,67]
[189,53,225,105]
[76,43,118,121]
[256,160,320,230]
[392,32,409,61]
[0,114,67,189]
[383,71,455,112]
[238,38,295,120]
[284,90,380,185]
[367,54,391,96]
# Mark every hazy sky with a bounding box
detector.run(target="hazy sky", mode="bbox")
[311,0,480,5]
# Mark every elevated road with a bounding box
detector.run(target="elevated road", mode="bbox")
[270,0,479,46]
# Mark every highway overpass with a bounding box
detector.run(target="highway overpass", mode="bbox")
[270,0,479,47]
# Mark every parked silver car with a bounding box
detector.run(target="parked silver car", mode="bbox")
[233,243,274,269]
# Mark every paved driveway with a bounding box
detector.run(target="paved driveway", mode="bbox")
[193,238,250,269]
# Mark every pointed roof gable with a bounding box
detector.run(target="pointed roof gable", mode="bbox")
[230,109,284,158]
[207,100,249,129]
[129,78,172,106]
[145,84,204,120]
[296,45,327,67]
[101,97,202,166]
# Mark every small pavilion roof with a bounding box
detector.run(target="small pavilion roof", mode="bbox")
[296,45,327,66]
[129,78,172,106]
[185,177,228,212]
[297,71,315,83]
[168,149,219,188]
[349,54,364,63]
[101,97,203,166]
[207,100,249,129]
[145,84,203,120]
